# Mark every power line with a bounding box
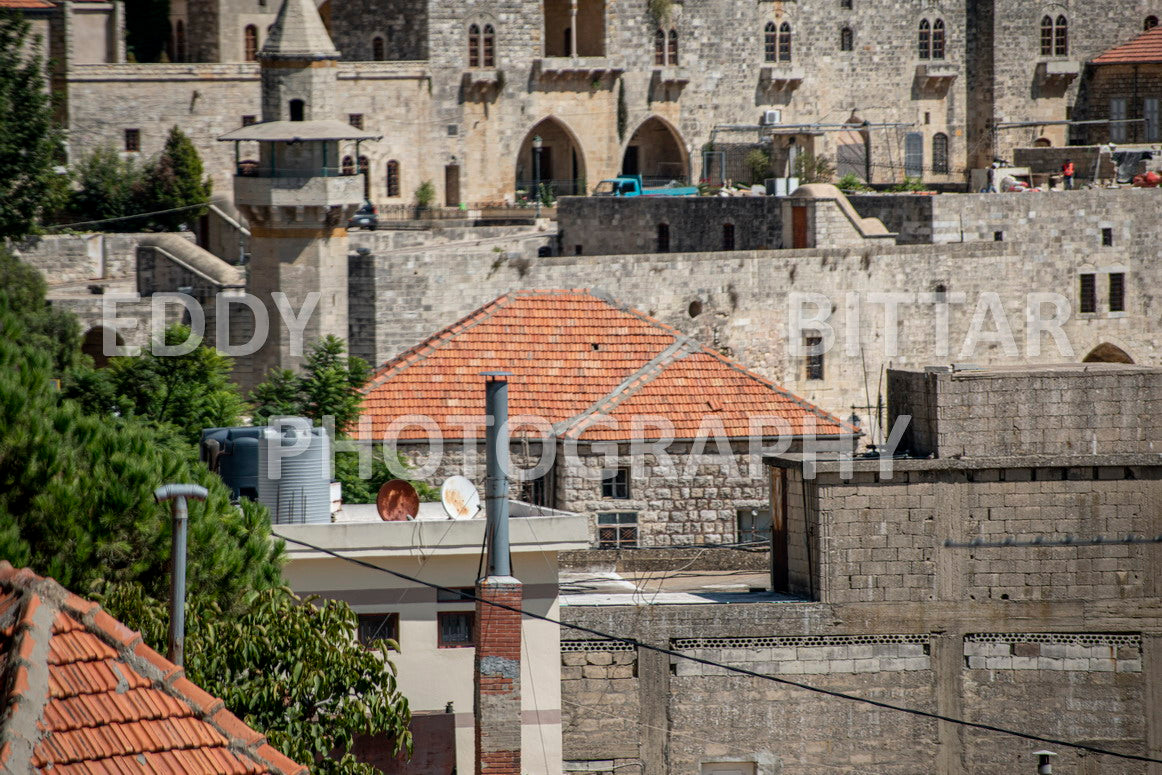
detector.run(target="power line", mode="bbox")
[271,530,1162,766]
[45,201,214,232]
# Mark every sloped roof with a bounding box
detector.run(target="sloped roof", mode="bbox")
[0,563,307,775]
[1092,27,1162,64]
[259,0,339,60]
[362,290,854,442]
[0,0,55,10]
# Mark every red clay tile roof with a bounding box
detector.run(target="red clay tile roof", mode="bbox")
[0,0,56,9]
[362,290,855,442]
[0,563,307,775]
[1092,27,1162,64]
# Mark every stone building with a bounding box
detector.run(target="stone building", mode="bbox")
[1073,25,1162,145]
[557,363,1162,774]
[357,289,857,547]
[30,0,1161,207]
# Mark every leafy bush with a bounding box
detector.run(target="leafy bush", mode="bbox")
[837,173,871,193]
[793,152,835,184]
[414,180,436,208]
[745,148,772,184]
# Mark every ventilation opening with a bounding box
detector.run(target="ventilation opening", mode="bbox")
[688,300,703,318]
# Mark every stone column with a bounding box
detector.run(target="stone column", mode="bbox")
[474,575,523,775]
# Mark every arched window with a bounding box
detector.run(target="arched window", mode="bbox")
[657,223,670,253]
[778,22,792,62]
[386,160,400,197]
[668,29,679,65]
[175,20,186,62]
[840,26,853,51]
[358,155,370,197]
[289,98,304,121]
[358,155,369,176]
[372,35,385,60]
[342,155,354,175]
[1040,15,1054,55]
[932,133,949,174]
[932,19,945,59]
[1147,15,1160,30]
[1055,15,1068,56]
[468,24,480,67]
[918,19,930,60]
[244,25,258,61]
[483,24,495,66]
[655,28,665,65]
[764,21,777,63]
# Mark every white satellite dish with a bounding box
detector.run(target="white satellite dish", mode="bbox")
[441,476,481,520]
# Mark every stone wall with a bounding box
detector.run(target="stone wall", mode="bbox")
[12,233,184,287]
[557,197,783,256]
[801,457,1162,605]
[1012,145,1119,181]
[888,365,1162,458]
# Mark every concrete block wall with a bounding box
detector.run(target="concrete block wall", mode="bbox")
[888,366,1162,459]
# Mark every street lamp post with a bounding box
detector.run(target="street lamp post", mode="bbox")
[532,134,543,218]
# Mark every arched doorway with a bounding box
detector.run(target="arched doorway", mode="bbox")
[622,116,688,186]
[1082,343,1134,364]
[82,326,123,369]
[516,118,588,199]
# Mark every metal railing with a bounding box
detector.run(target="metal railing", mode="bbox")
[236,163,362,178]
[515,178,587,200]
[375,201,558,222]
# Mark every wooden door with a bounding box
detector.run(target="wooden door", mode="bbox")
[791,205,808,248]
[770,467,789,592]
[444,164,460,207]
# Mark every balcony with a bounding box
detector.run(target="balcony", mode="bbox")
[1037,59,1081,84]
[759,65,804,91]
[915,62,958,85]
[533,57,623,82]
[461,68,502,98]
[234,172,364,209]
[651,66,690,87]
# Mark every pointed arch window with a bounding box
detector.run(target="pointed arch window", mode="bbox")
[668,29,679,65]
[468,24,480,67]
[918,19,930,60]
[778,22,792,62]
[1040,15,1054,55]
[655,28,665,64]
[932,133,949,174]
[1054,15,1068,56]
[931,19,945,59]
[386,160,400,197]
[244,25,258,62]
[764,21,777,63]
[342,155,355,175]
[840,26,853,51]
[482,24,495,66]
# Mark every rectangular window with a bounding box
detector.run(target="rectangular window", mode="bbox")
[597,512,638,549]
[1145,98,1160,142]
[241,115,256,126]
[124,128,140,152]
[904,132,923,179]
[349,113,364,129]
[1109,272,1125,313]
[723,223,736,251]
[1101,227,1113,247]
[737,507,772,543]
[601,467,630,499]
[520,472,551,507]
[437,611,475,647]
[357,613,399,647]
[805,334,824,381]
[1079,273,1096,313]
[1110,98,1128,143]
[436,587,475,603]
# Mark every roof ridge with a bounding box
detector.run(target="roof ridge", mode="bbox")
[0,572,54,772]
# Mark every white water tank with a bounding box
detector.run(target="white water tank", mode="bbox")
[256,422,331,524]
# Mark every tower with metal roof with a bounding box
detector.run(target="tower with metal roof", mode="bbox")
[219,0,379,382]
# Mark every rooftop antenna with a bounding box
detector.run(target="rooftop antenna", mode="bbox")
[154,483,208,667]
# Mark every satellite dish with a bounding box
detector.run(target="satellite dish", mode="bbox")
[441,476,481,520]
[377,480,420,521]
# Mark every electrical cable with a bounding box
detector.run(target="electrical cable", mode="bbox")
[271,529,1162,766]
[45,201,215,231]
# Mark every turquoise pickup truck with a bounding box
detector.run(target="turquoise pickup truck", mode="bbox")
[591,174,699,197]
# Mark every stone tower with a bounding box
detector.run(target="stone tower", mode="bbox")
[219,0,378,385]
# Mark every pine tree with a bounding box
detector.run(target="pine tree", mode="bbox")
[0,11,66,239]
[138,126,212,231]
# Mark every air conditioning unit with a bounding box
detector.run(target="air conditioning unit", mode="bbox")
[762,109,782,126]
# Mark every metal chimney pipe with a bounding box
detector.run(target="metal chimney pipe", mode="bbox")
[154,484,209,667]
[482,372,512,578]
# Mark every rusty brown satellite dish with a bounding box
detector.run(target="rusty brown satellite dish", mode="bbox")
[377,480,420,521]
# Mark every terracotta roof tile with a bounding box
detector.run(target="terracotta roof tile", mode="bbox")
[0,562,308,774]
[0,0,56,9]
[361,290,855,442]
[1092,27,1162,64]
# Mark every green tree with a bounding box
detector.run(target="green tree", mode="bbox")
[63,323,247,444]
[0,248,83,372]
[250,336,369,430]
[745,148,772,184]
[69,145,144,228]
[793,152,836,184]
[97,583,412,775]
[138,126,212,231]
[0,10,66,239]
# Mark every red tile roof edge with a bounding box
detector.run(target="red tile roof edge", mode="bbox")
[1092,27,1162,64]
[0,562,309,775]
